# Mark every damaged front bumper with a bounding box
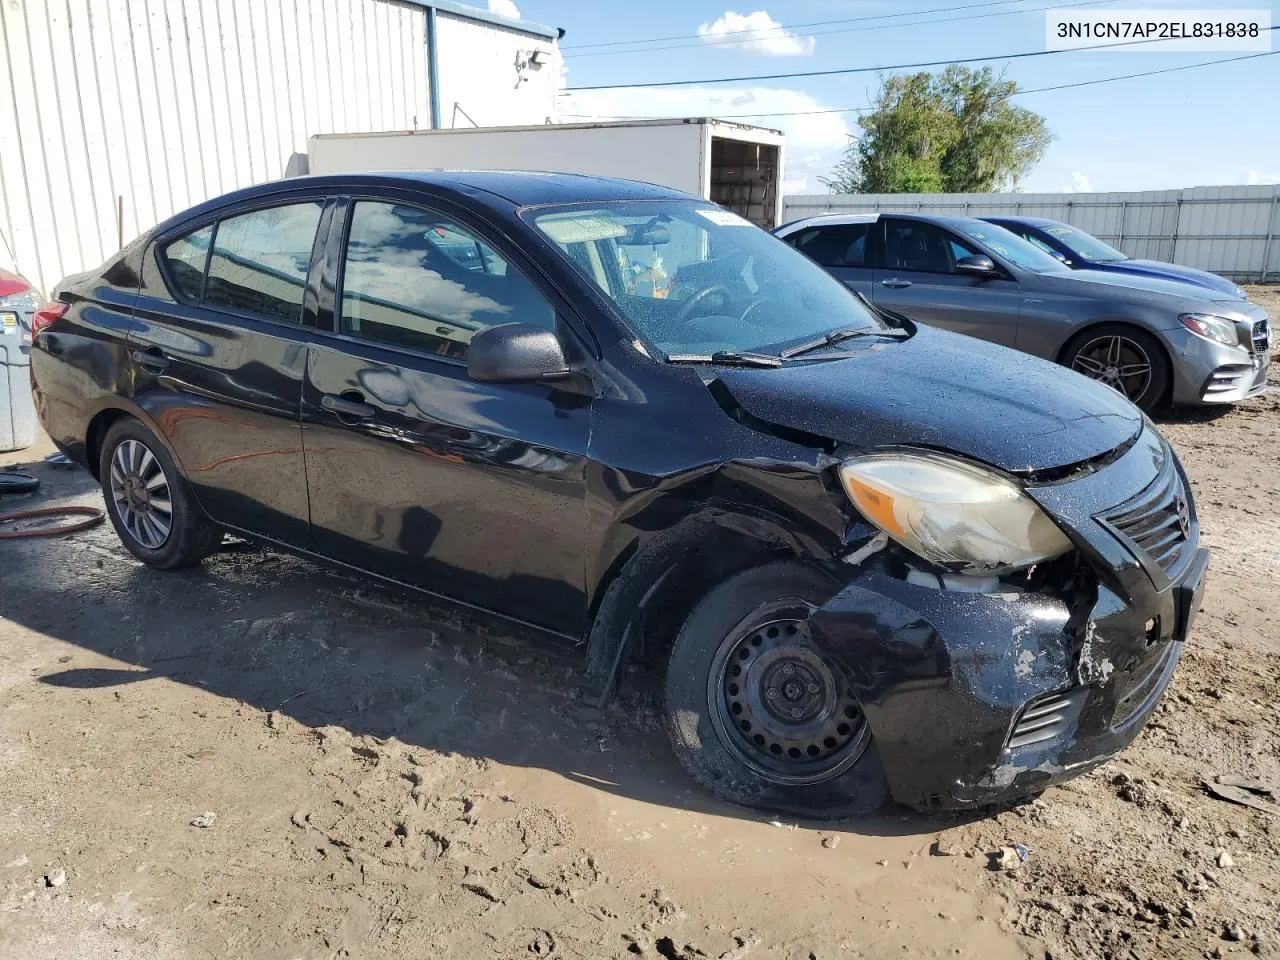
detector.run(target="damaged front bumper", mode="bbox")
[810,426,1210,811]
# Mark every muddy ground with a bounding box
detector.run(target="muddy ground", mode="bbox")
[1,287,1278,960]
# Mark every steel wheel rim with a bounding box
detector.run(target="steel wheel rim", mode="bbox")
[707,603,870,786]
[1071,335,1154,403]
[108,439,173,549]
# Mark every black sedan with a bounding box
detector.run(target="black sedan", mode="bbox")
[30,172,1208,815]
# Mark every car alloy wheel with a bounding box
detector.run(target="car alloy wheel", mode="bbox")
[108,438,173,549]
[707,607,870,786]
[1070,335,1154,403]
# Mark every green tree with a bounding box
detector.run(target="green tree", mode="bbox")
[820,66,1052,194]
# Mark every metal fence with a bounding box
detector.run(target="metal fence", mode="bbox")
[782,185,1280,282]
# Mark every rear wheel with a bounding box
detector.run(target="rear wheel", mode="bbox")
[99,419,222,568]
[1063,323,1170,411]
[664,562,889,818]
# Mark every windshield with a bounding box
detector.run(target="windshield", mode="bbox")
[525,201,883,358]
[955,221,1070,273]
[1044,224,1128,263]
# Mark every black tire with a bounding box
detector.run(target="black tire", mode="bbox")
[664,562,890,819]
[0,472,41,495]
[1062,323,1171,412]
[98,418,222,568]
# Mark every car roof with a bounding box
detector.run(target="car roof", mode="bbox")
[777,211,1056,235]
[780,213,878,227]
[978,215,1063,227]
[153,170,698,235]
[379,169,697,205]
[774,213,877,235]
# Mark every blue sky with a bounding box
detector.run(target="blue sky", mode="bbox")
[488,0,1280,194]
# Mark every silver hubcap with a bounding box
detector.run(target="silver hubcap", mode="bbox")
[1071,335,1154,402]
[109,439,173,549]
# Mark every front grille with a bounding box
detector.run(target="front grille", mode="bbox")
[1252,318,1271,356]
[1102,453,1191,575]
[1007,689,1086,749]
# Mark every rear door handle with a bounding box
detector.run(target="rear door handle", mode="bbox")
[131,348,170,371]
[321,393,376,419]
[881,278,912,289]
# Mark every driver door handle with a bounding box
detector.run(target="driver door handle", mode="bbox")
[321,393,376,419]
[131,347,170,371]
[881,278,912,289]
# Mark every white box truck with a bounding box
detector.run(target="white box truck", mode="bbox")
[301,119,786,228]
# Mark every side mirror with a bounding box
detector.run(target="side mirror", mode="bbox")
[467,322,570,383]
[955,254,998,277]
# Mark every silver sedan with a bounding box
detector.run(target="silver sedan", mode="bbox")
[775,213,1270,412]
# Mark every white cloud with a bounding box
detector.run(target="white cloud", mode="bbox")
[1066,171,1093,193]
[560,86,851,192]
[1243,169,1280,185]
[697,10,816,57]
[487,0,520,18]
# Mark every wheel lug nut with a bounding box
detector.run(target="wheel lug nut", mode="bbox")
[789,707,802,719]
[766,687,778,699]
[806,682,819,695]
[782,664,795,676]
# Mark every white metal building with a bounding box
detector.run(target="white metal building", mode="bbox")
[0,0,563,295]
[783,185,1280,282]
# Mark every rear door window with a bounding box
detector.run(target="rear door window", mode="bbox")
[789,223,869,267]
[338,201,554,361]
[202,202,324,324]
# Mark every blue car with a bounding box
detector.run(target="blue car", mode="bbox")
[980,216,1248,300]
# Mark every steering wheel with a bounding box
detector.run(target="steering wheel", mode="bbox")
[670,283,734,330]
[739,297,786,328]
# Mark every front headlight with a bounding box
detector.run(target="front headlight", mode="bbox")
[838,452,1073,574]
[1179,313,1239,347]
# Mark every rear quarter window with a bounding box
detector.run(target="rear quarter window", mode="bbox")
[161,225,213,301]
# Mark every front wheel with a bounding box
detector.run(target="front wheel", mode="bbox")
[1062,324,1170,412]
[664,562,889,818]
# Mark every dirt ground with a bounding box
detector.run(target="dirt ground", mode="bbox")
[2,287,1278,960]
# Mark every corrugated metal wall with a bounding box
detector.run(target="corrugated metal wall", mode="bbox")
[0,0,556,296]
[784,185,1280,282]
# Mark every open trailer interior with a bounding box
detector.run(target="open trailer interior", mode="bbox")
[709,136,781,230]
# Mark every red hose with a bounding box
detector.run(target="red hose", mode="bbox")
[0,505,105,539]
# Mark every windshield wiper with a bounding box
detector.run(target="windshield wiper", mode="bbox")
[666,350,783,368]
[779,326,902,360]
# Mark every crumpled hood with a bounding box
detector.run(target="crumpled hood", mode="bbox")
[714,326,1143,473]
